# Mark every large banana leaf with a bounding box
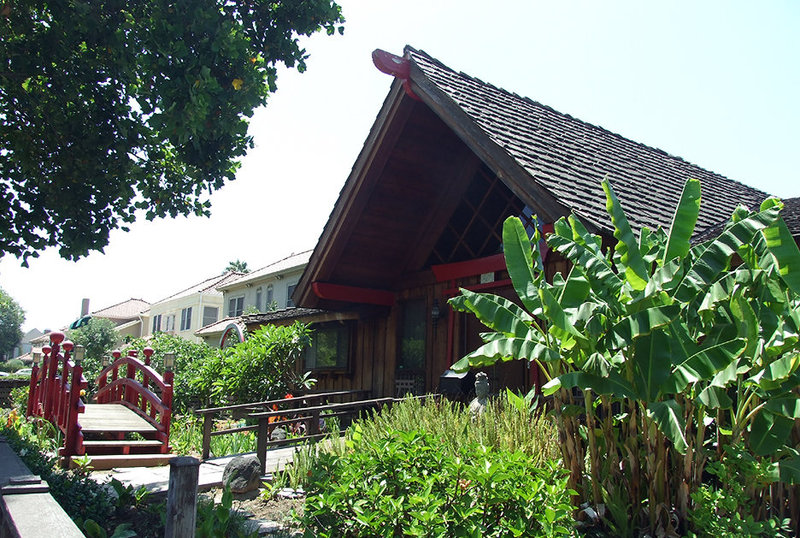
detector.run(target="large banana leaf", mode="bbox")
[675,205,782,302]
[663,178,702,264]
[602,178,650,290]
[543,370,635,398]
[778,454,800,485]
[761,213,800,295]
[452,335,559,372]
[539,286,588,347]
[647,400,688,454]
[449,288,534,338]
[631,330,674,401]
[548,216,623,296]
[604,304,681,349]
[502,216,542,313]
[662,338,746,394]
[749,409,794,456]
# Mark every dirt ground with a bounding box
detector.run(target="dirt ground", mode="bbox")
[213,487,305,532]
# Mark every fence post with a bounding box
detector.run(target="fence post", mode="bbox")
[256,417,269,474]
[201,414,213,460]
[164,456,200,538]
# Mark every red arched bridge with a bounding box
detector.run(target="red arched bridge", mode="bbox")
[26,331,174,468]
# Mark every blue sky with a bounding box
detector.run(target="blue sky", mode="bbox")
[3,1,798,333]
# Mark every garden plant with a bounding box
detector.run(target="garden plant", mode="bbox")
[450,178,800,535]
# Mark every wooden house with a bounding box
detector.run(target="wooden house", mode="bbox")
[282,47,770,397]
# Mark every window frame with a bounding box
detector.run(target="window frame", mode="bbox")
[180,307,193,331]
[228,296,244,317]
[304,321,353,372]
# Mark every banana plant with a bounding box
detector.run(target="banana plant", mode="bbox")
[450,178,800,534]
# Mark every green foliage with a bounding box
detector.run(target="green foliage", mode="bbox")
[125,332,218,412]
[0,287,25,359]
[0,358,24,372]
[451,178,800,534]
[299,429,576,537]
[70,317,120,388]
[225,260,250,274]
[688,445,792,537]
[1,1,344,262]
[346,394,559,465]
[170,414,257,458]
[1,420,114,527]
[196,486,257,537]
[191,322,312,405]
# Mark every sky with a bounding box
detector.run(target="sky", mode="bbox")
[2,1,798,334]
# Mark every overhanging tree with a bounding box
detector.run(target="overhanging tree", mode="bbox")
[1,1,344,263]
[0,287,25,360]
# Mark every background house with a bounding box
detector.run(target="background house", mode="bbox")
[141,272,243,343]
[195,251,311,346]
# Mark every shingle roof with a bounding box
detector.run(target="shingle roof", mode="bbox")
[405,46,769,235]
[782,197,800,237]
[195,307,326,336]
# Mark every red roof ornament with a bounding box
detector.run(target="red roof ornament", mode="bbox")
[372,49,421,101]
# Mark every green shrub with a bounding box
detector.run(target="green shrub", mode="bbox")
[0,358,24,372]
[191,322,311,406]
[349,393,559,464]
[299,428,575,537]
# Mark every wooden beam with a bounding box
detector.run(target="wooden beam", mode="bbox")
[431,253,506,282]
[312,282,396,306]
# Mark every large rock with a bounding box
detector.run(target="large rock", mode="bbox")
[222,455,262,494]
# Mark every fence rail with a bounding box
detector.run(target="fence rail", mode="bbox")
[196,391,437,473]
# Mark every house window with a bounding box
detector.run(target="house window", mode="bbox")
[180,307,192,331]
[152,314,162,333]
[228,296,244,317]
[305,322,351,370]
[286,284,297,308]
[255,287,263,312]
[266,285,274,310]
[202,307,218,327]
[165,314,176,332]
[398,299,426,371]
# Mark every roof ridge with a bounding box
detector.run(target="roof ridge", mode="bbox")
[152,271,244,304]
[404,46,768,200]
[250,249,313,273]
[92,297,150,315]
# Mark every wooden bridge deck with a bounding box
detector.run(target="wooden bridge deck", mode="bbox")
[79,403,158,434]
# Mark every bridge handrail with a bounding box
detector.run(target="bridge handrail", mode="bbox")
[95,378,170,427]
[96,354,170,399]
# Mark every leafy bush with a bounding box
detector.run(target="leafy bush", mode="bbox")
[350,393,559,464]
[0,358,24,372]
[299,428,575,537]
[191,322,311,406]
[1,416,114,528]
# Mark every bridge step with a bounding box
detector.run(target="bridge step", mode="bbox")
[82,440,164,449]
[70,453,176,470]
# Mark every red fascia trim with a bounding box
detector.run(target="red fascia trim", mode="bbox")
[372,49,421,101]
[431,253,506,282]
[312,282,395,307]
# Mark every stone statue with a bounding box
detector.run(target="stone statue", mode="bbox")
[468,372,490,418]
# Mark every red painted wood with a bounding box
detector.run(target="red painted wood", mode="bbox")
[431,253,506,282]
[312,281,395,306]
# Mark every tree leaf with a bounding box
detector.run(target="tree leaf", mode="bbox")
[502,216,542,313]
[664,338,746,394]
[761,215,800,295]
[646,400,688,454]
[749,410,793,456]
[663,178,702,264]
[602,178,649,290]
[449,288,534,338]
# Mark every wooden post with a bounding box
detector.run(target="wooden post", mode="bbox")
[164,456,200,538]
[201,414,213,460]
[256,417,269,474]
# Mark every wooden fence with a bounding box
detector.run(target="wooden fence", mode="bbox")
[195,390,436,473]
